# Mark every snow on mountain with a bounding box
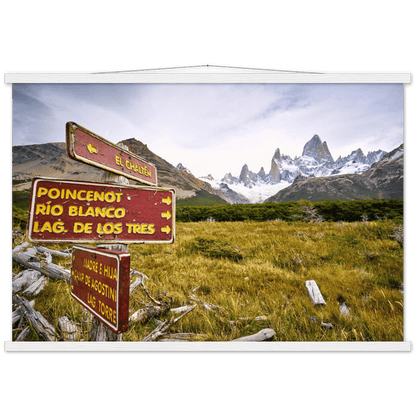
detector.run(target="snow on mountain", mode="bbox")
[201,175,291,204]
[196,134,390,204]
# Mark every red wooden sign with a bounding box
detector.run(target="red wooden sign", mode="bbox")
[71,246,130,333]
[66,121,158,186]
[27,178,175,243]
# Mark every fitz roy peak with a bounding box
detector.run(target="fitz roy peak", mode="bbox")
[199,134,388,203]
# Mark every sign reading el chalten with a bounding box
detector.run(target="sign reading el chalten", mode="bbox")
[66,121,158,186]
[27,178,175,243]
[71,246,130,333]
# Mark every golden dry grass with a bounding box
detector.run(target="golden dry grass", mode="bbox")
[13,219,403,342]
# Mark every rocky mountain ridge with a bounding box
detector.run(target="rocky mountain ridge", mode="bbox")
[12,139,233,203]
[221,134,387,188]
[265,143,403,202]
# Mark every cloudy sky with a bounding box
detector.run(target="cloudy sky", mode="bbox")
[13,83,403,179]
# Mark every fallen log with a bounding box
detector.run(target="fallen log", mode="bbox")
[231,328,276,342]
[12,242,31,254]
[339,302,350,317]
[36,246,72,258]
[12,270,42,294]
[23,276,48,297]
[305,280,326,305]
[129,305,163,324]
[159,333,202,342]
[142,304,197,342]
[13,250,71,282]
[189,294,222,312]
[58,316,81,341]
[13,295,59,341]
[12,299,35,325]
[15,326,31,341]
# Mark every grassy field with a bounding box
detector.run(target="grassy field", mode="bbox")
[12,218,404,342]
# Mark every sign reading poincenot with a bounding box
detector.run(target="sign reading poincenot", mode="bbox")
[27,178,175,243]
[71,246,130,333]
[66,121,158,186]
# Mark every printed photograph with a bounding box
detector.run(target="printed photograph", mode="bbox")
[12,82,404,342]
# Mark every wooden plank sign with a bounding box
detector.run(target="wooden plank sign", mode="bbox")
[66,121,158,186]
[71,246,130,333]
[27,178,175,244]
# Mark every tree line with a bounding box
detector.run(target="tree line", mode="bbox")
[176,199,403,223]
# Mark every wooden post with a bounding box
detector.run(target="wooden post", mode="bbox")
[88,151,130,341]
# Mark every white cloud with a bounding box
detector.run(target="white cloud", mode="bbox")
[13,83,403,179]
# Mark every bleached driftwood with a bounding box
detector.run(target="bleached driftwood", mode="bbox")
[12,299,35,326]
[13,295,59,341]
[129,305,163,323]
[142,304,197,342]
[189,294,222,312]
[159,333,202,342]
[305,280,326,305]
[23,276,48,297]
[129,304,195,324]
[321,322,334,330]
[12,242,31,254]
[58,316,81,341]
[238,315,268,322]
[12,270,41,294]
[15,326,31,341]
[36,246,72,258]
[339,302,350,317]
[231,328,276,342]
[13,249,71,282]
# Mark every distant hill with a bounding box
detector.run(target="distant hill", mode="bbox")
[12,139,229,203]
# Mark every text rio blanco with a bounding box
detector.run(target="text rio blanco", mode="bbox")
[32,186,157,236]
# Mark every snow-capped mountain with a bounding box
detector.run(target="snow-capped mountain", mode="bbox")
[195,134,388,203]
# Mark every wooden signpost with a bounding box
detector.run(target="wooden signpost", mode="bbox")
[71,246,130,334]
[66,121,158,186]
[27,178,175,244]
[25,122,176,336]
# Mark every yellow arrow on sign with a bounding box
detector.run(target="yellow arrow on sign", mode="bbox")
[87,143,98,154]
[161,225,171,234]
[161,211,171,220]
[162,196,172,206]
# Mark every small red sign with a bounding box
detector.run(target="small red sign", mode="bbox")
[27,178,175,243]
[66,121,158,186]
[71,246,130,333]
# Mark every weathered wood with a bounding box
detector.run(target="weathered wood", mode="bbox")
[159,333,202,342]
[231,328,276,342]
[97,244,129,252]
[13,295,59,341]
[305,280,326,305]
[12,300,35,325]
[23,276,48,297]
[15,326,31,341]
[58,316,81,341]
[88,317,119,341]
[238,315,268,322]
[12,270,42,294]
[189,294,222,311]
[339,302,350,317]
[12,242,31,254]
[142,304,197,342]
[13,250,71,282]
[129,305,163,323]
[36,246,72,258]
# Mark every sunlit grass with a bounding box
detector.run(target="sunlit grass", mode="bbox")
[13,219,403,341]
